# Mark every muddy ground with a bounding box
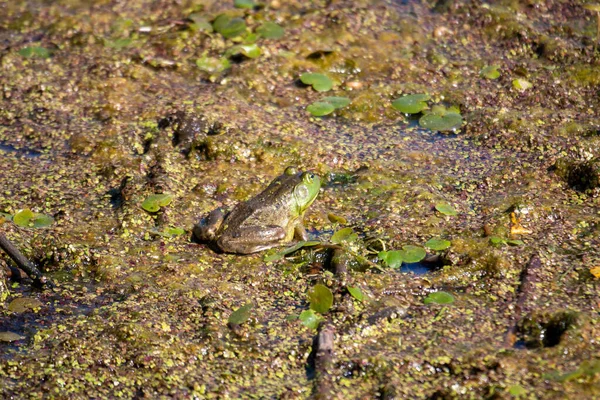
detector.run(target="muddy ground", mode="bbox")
[1,0,600,398]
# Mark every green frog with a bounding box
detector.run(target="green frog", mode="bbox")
[193,167,321,254]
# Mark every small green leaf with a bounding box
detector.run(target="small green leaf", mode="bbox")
[489,236,506,246]
[424,291,455,305]
[188,14,214,32]
[327,213,347,224]
[299,309,323,330]
[196,56,231,74]
[308,284,333,314]
[307,102,335,117]
[321,96,351,109]
[104,38,132,49]
[0,331,24,342]
[419,111,463,132]
[234,0,255,8]
[425,238,451,251]
[155,227,185,238]
[213,14,247,39]
[13,209,54,228]
[0,212,12,221]
[480,65,500,79]
[256,21,285,39]
[263,240,320,262]
[400,245,426,263]
[228,303,253,325]
[378,250,403,268]
[347,286,364,301]
[391,94,430,114]
[141,194,173,212]
[508,384,527,397]
[18,46,52,59]
[435,203,457,216]
[226,44,261,59]
[330,227,358,244]
[507,239,525,246]
[300,73,333,92]
[512,78,532,91]
[8,297,44,313]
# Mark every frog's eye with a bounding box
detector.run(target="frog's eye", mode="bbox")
[294,184,310,202]
[302,172,315,184]
[285,166,297,176]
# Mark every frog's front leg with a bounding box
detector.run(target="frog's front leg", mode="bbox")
[193,208,225,242]
[217,225,286,254]
[294,223,309,241]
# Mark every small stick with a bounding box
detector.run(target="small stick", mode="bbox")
[0,232,54,288]
[311,323,335,399]
[504,254,542,347]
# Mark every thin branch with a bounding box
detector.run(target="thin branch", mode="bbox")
[0,232,54,289]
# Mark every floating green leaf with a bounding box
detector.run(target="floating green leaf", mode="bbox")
[196,56,231,74]
[0,212,12,221]
[327,213,347,224]
[234,0,255,9]
[435,203,457,216]
[308,284,333,314]
[480,65,500,79]
[330,227,358,244]
[508,385,527,397]
[321,96,351,109]
[256,21,285,39]
[300,73,333,92]
[399,245,427,263]
[18,46,52,59]
[226,44,261,59]
[228,303,253,325]
[424,291,455,305]
[263,240,320,262]
[8,297,43,313]
[0,331,24,342]
[213,14,247,39]
[104,38,132,49]
[299,309,323,329]
[141,194,173,212]
[153,226,185,238]
[489,236,506,246]
[347,286,364,301]
[378,250,403,268]
[188,14,213,32]
[425,238,451,251]
[419,108,463,132]
[307,101,335,116]
[512,78,532,91]
[391,94,430,114]
[13,209,54,228]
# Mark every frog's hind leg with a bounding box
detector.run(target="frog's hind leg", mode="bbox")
[217,225,286,254]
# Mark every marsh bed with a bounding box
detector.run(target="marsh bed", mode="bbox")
[1,0,600,398]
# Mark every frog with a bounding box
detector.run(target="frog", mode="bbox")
[193,167,321,254]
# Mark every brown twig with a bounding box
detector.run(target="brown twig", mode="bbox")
[504,254,542,347]
[0,232,54,289]
[311,323,335,399]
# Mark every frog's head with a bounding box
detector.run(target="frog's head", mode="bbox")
[285,166,321,215]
